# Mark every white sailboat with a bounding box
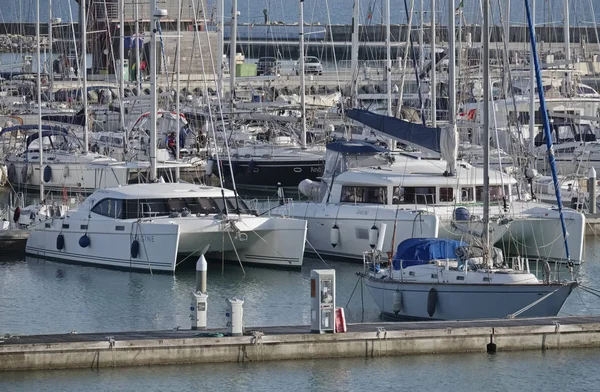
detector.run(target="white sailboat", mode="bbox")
[362,0,577,321]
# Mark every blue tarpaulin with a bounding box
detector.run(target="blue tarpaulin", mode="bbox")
[392,238,467,270]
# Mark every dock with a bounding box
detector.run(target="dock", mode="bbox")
[0,229,28,253]
[2,315,600,371]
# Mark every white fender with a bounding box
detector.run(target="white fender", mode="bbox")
[330,224,340,248]
[368,224,378,249]
[376,223,387,252]
[392,290,402,314]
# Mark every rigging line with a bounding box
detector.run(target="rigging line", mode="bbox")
[345,274,363,308]
[156,20,171,91]
[305,238,331,269]
[227,230,246,275]
[508,283,570,318]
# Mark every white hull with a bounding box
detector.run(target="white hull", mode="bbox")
[364,275,576,320]
[276,201,584,263]
[26,214,306,272]
[274,203,438,259]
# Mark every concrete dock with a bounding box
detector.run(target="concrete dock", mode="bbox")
[0,229,28,253]
[2,316,600,371]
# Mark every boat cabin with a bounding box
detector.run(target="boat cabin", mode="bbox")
[84,184,253,219]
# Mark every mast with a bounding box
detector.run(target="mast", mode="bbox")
[419,0,424,72]
[81,0,88,153]
[299,0,307,149]
[135,0,141,92]
[502,0,510,97]
[149,0,159,182]
[529,0,535,152]
[482,0,490,262]
[36,0,43,200]
[175,0,181,180]
[385,0,393,151]
[218,0,225,94]
[431,0,436,127]
[350,0,360,108]
[229,0,238,113]
[119,0,126,152]
[564,0,571,94]
[48,0,53,104]
[448,0,455,126]
[525,0,571,263]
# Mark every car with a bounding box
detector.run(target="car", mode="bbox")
[296,56,323,75]
[256,57,280,75]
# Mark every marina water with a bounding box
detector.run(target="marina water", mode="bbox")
[2,235,600,390]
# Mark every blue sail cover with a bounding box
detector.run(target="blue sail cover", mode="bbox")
[346,108,442,154]
[392,238,467,270]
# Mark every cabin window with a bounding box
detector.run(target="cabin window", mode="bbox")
[91,198,124,219]
[212,197,252,214]
[476,185,507,202]
[341,186,387,204]
[401,187,435,205]
[461,187,474,202]
[439,187,454,202]
[392,187,404,204]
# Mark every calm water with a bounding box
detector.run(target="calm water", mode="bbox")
[2,236,600,390]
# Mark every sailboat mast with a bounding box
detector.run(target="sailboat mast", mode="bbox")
[502,0,510,97]
[218,0,225,94]
[350,0,360,108]
[229,0,238,113]
[385,0,392,117]
[529,0,535,150]
[149,0,159,182]
[119,0,126,152]
[175,0,181,181]
[299,0,307,149]
[48,1,53,104]
[36,0,43,200]
[482,0,490,260]
[564,0,571,93]
[135,0,141,92]
[431,0,436,127]
[447,0,455,127]
[81,0,88,153]
[419,0,424,72]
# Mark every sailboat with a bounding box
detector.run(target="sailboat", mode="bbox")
[362,0,577,320]
[24,3,308,272]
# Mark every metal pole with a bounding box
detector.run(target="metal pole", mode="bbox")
[564,0,571,93]
[119,0,126,152]
[229,0,238,111]
[37,0,43,200]
[48,1,53,104]
[135,0,141,92]
[149,0,158,182]
[431,0,436,127]
[529,0,535,151]
[503,0,510,97]
[175,0,181,180]
[81,0,89,153]
[350,0,360,108]
[448,0,455,125]
[419,0,424,71]
[386,0,393,151]
[482,0,490,262]
[218,0,225,94]
[299,0,307,149]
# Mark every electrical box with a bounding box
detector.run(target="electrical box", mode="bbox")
[311,269,336,334]
[190,292,207,330]
[117,59,129,82]
[226,297,244,336]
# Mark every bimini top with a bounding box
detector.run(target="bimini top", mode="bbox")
[325,140,388,154]
[0,124,69,136]
[392,238,466,270]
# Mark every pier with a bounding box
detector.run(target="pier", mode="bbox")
[2,316,600,371]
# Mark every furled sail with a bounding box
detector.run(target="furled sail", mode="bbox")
[346,108,458,174]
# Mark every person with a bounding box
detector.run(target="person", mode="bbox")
[197,130,207,149]
[263,8,268,24]
[140,60,148,79]
[167,132,177,157]
[130,61,137,81]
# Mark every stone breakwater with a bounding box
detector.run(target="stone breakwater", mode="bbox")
[0,35,49,53]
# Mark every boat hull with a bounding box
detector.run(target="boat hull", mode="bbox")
[364,277,577,320]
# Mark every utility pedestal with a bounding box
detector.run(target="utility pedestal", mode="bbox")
[310,269,336,333]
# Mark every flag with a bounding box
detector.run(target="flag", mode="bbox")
[367,6,373,20]
[455,0,464,14]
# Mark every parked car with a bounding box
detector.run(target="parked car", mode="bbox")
[256,57,280,75]
[296,56,323,75]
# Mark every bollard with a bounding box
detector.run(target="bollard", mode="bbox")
[589,167,597,214]
[191,254,208,330]
[226,298,244,336]
[196,254,207,294]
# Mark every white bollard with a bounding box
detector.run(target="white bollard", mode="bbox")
[196,254,208,294]
[226,298,244,336]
